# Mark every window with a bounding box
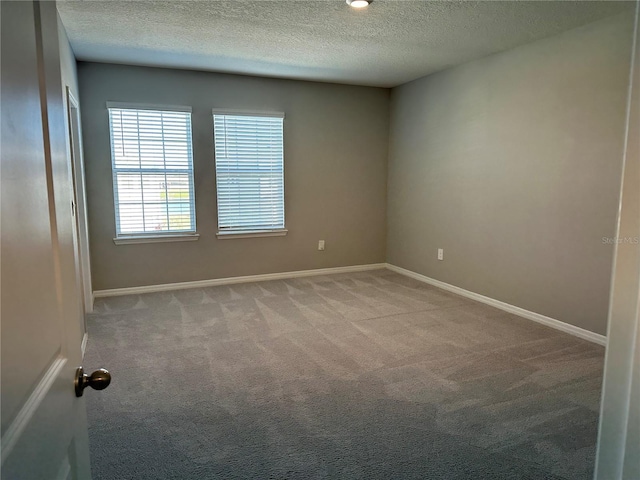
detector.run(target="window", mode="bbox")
[213,110,286,237]
[108,103,196,242]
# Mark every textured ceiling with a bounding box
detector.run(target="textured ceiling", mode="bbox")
[57,1,633,87]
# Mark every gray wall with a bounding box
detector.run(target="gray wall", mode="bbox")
[57,14,82,333]
[387,13,635,336]
[58,14,78,99]
[79,63,389,290]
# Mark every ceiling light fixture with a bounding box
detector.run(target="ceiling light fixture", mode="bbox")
[346,0,371,9]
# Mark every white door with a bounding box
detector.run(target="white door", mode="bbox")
[1,1,104,478]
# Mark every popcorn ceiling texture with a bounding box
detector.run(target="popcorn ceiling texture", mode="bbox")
[57,0,632,87]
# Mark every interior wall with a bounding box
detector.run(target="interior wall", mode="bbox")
[386,12,635,336]
[57,14,78,98]
[78,63,389,290]
[58,14,93,318]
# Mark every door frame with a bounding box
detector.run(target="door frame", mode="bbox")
[594,2,640,478]
[65,86,93,319]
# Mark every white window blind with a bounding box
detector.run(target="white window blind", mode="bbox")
[213,111,285,233]
[108,105,196,236]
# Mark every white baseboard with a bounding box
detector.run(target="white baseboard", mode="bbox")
[92,261,607,346]
[93,263,387,298]
[81,332,88,358]
[86,295,94,314]
[385,263,607,346]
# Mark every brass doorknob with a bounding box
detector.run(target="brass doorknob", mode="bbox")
[75,367,111,397]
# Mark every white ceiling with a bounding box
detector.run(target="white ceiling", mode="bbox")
[57,1,633,88]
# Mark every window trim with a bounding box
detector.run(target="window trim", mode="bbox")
[211,108,285,119]
[212,110,286,236]
[108,102,197,240]
[113,233,200,245]
[106,102,192,113]
[216,229,288,240]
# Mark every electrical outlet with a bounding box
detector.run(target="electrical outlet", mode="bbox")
[437,248,444,261]
[318,240,325,251]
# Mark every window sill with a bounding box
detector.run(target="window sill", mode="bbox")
[113,233,200,245]
[216,229,288,240]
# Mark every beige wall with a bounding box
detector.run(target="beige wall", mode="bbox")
[387,13,635,335]
[79,63,389,290]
